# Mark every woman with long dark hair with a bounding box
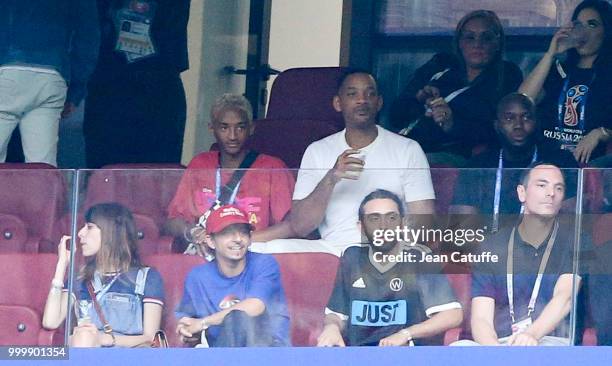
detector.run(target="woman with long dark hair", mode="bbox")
[42,203,165,347]
[390,10,523,165]
[520,0,612,165]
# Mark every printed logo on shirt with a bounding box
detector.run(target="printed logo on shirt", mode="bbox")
[389,278,403,292]
[219,295,241,310]
[563,85,588,127]
[195,191,263,223]
[351,300,407,326]
[352,277,366,289]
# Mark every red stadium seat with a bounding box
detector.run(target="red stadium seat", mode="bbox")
[592,213,612,247]
[430,167,460,215]
[248,119,340,169]
[273,252,339,346]
[266,67,347,130]
[0,165,67,253]
[444,271,472,345]
[583,327,598,346]
[0,214,28,253]
[82,164,184,254]
[583,169,604,214]
[210,119,340,170]
[143,254,205,347]
[0,253,61,345]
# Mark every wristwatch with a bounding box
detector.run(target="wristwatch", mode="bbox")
[601,127,611,140]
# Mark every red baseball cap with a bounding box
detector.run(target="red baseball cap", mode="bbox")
[205,205,252,234]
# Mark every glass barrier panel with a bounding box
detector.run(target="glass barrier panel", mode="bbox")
[0,168,76,347]
[56,167,586,347]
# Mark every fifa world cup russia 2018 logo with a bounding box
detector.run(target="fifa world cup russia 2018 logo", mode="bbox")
[563,85,588,127]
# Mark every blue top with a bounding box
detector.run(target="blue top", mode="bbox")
[77,267,165,335]
[0,0,100,104]
[176,252,290,346]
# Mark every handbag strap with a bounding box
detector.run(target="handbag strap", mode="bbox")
[86,281,113,334]
[218,150,260,204]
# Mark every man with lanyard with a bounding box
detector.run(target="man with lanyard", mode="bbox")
[317,189,462,347]
[451,93,577,233]
[454,162,579,346]
[166,94,295,247]
[250,69,435,257]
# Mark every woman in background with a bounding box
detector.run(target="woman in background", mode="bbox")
[390,10,523,166]
[520,0,612,165]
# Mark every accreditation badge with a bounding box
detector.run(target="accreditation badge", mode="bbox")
[114,0,157,63]
[511,316,532,335]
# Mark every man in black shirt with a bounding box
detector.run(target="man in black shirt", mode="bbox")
[317,189,462,347]
[457,163,579,346]
[451,93,578,232]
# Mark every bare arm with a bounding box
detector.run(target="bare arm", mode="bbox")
[42,237,71,330]
[177,298,266,338]
[290,173,338,237]
[252,220,295,242]
[519,274,578,341]
[379,308,463,346]
[519,28,572,102]
[290,149,364,237]
[317,313,347,347]
[471,296,500,345]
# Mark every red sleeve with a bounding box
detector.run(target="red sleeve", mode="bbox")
[167,153,217,222]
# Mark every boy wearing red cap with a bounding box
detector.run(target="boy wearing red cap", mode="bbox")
[175,205,290,347]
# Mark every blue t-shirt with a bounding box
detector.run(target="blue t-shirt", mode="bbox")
[176,252,290,346]
[76,267,165,335]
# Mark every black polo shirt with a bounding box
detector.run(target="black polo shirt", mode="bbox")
[471,221,575,338]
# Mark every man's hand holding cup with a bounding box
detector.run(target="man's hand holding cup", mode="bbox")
[331,149,366,182]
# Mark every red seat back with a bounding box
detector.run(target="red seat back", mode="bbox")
[273,253,339,346]
[0,167,67,252]
[0,253,58,311]
[266,67,347,130]
[0,214,28,253]
[83,165,184,228]
[143,254,205,347]
[0,305,45,345]
[583,169,604,214]
[0,253,59,345]
[593,213,612,247]
[430,167,459,214]
[248,119,340,169]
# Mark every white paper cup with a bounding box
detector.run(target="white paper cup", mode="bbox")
[345,153,366,179]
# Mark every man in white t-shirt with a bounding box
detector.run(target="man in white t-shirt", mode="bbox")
[251,69,435,256]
